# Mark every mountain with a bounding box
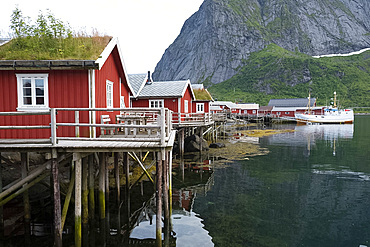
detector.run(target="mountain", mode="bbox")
[152,0,370,86]
[208,43,370,107]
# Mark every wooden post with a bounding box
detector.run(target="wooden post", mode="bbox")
[82,157,89,244]
[105,153,110,234]
[51,149,62,247]
[179,128,184,157]
[21,152,31,245]
[74,153,82,247]
[199,127,204,152]
[156,151,163,247]
[99,153,106,221]
[124,153,130,228]
[0,152,3,240]
[114,152,120,203]
[88,155,95,225]
[168,150,173,231]
[163,150,170,246]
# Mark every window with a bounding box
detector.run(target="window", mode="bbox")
[106,80,113,108]
[184,100,189,113]
[285,112,290,115]
[196,103,204,113]
[149,99,164,108]
[252,110,256,114]
[16,74,49,111]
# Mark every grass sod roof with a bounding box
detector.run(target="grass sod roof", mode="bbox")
[193,88,213,101]
[0,35,112,61]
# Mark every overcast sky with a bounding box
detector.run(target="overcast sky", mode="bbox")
[0,0,203,74]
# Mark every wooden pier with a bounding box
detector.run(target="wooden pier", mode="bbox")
[0,107,176,247]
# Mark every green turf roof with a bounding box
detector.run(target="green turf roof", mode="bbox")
[0,36,112,60]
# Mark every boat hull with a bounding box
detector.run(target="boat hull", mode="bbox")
[295,110,354,124]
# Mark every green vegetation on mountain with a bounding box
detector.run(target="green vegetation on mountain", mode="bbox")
[208,43,370,107]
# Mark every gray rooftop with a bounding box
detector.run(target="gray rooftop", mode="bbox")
[128,74,147,96]
[268,98,316,107]
[137,80,190,98]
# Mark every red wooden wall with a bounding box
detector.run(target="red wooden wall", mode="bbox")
[0,70,89,139]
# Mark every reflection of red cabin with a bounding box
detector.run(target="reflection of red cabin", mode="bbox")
[0,37,133,138]
[130,77,195,114]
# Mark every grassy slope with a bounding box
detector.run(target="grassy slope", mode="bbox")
[208,44,370,107]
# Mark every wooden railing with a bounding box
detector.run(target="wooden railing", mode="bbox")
[0,108,173,147]
[172,112,213,126]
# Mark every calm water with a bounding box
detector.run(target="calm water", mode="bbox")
[132,115,370,246]
[3,116,370,247]
[185,115,370,247]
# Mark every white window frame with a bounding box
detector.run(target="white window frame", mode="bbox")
[149,99,164,108]
[196,103,204,113]
[184,100,189,113]
[16,73,49,111]
[106,80,113,108]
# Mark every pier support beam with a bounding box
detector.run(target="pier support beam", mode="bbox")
[98,152,106,245]
[156,151,163,247]
[82,156,89,245]
[51,149,62,247]
[0,152,3,240]
[21,152,31,245]
[88,155,95,225]
[179,128,185,157]
[163,150,170,246]
[114,152,120,204]
[124,152,130,229]
[74,153,82,247]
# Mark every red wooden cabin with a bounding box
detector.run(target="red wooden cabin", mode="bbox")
[130,76,195,121]
[0,37,133,139]
[191,84,213,114]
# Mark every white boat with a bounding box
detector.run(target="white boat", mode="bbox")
[295,92,354,124]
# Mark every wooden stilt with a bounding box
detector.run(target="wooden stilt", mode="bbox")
[74,153,82,247]
[21,152,31,245]
[82,156,89,245]
[179,128,185,157]
[156,151,163,247]
[168,150,173,231]
[61,162,75,233]
[114,152,120,203]
[124,152,130,227]
[99,152,106,221]
[163,150,170,246]
[0,152,3,240]
[51,149,62,247]
[105,153,110,239]
[200,127,204,152]
[88,155,95,225]
[98,152,106,246]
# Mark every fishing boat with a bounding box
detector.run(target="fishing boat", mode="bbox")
[295,92,354,124]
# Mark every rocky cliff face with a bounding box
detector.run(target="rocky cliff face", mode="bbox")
[153,0,370,85]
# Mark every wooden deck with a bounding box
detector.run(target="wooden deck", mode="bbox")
[0,108,176,152]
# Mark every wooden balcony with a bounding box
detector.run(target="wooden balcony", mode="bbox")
[0,108,176,152]
[172,112,214,127]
